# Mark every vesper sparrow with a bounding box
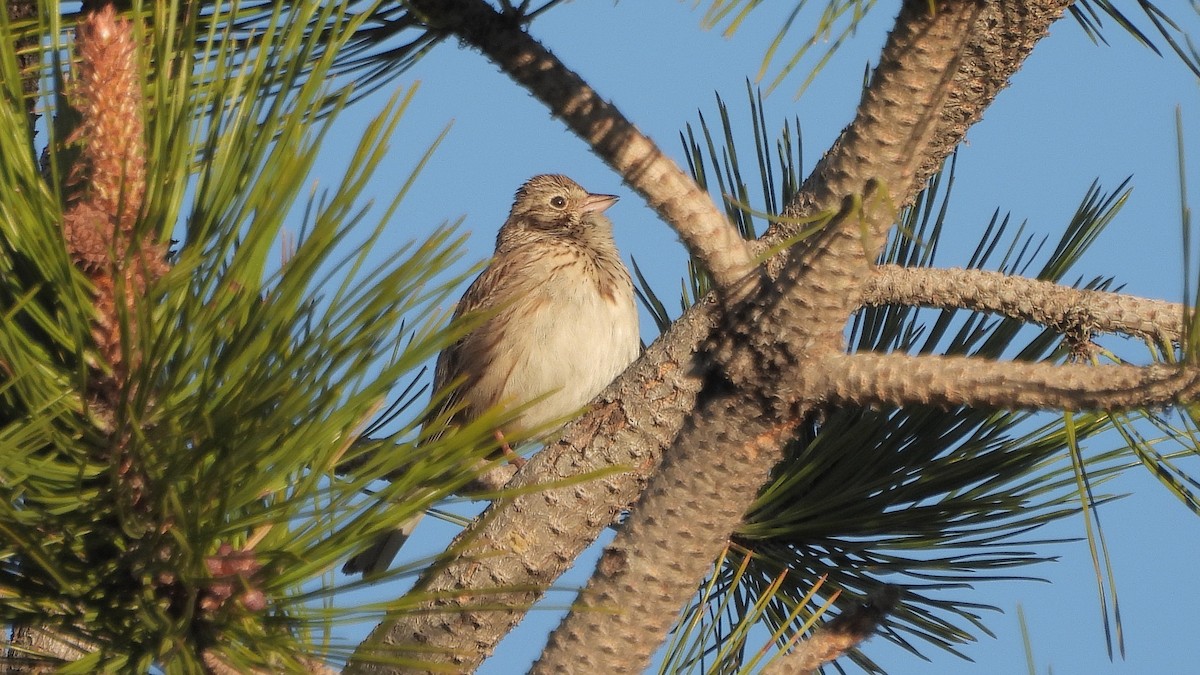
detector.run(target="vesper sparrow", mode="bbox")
[344,174,641,576]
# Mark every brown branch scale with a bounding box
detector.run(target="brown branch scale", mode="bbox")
[532,397,794,674]
[762,0,1071,250]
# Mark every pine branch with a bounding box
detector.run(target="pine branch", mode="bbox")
[823,352,1200,410]
[532,2,988,671]
[1,626,94,674]
[865,265,1184,347]
[761,0,1074,254]
[345,302,719,674]
[346,1,1080,672]
[5,5,158,670]
[4,2,466,671]
[201,649,338,675]
[760,587,899,675]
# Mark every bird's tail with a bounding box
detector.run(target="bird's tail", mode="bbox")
[342,513,424,577]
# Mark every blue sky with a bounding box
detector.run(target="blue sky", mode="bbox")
[318,3,1200,673]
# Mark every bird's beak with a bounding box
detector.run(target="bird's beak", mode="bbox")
[582,192,619,214]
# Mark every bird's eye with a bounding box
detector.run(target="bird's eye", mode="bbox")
[550,195,567,209]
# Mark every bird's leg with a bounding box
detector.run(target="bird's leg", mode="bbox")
[494,429,526,468]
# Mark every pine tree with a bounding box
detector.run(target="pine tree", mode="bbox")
[3,1,1199,673]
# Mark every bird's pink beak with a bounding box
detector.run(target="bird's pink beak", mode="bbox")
[582,192,619,214]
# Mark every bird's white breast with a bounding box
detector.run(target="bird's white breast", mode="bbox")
[495,255,639,436]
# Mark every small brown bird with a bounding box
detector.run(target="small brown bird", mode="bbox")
[344,174,641,576]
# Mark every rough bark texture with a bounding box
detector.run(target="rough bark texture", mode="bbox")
[821,352,1200,409]
[865,265,1185,346]
[537,1,993,662]
[759,587,898,675]
[347,297,720,673]
[531,1,1112,666]
[1,627,92,675]
[532,390,795,674]
[761,0,1076,249]
[534,4,986,669]
[346,1,1078,672]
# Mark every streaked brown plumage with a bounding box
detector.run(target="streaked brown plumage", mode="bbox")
[344,174,640,576]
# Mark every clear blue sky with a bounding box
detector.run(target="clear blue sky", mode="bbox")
[319,3,1200,673]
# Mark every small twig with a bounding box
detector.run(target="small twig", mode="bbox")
[761,586,900,675]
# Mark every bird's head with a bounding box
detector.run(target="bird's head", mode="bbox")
[498,174,618,250]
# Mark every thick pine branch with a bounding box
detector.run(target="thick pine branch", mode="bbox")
[347,1,1077,672]
[531,391,795,674]
[533,2,985,671]
[762,0,1076,250]
[345,301,721,674]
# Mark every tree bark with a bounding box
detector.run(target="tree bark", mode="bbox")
[531,3,1004,668]
[763,0,1078,249]
[820,352,1200,409]
[346,1,1080,672]
[1,626,92,674]
[864,265,1184,347]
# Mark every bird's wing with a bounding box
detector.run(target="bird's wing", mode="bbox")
[426,253,527,437]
